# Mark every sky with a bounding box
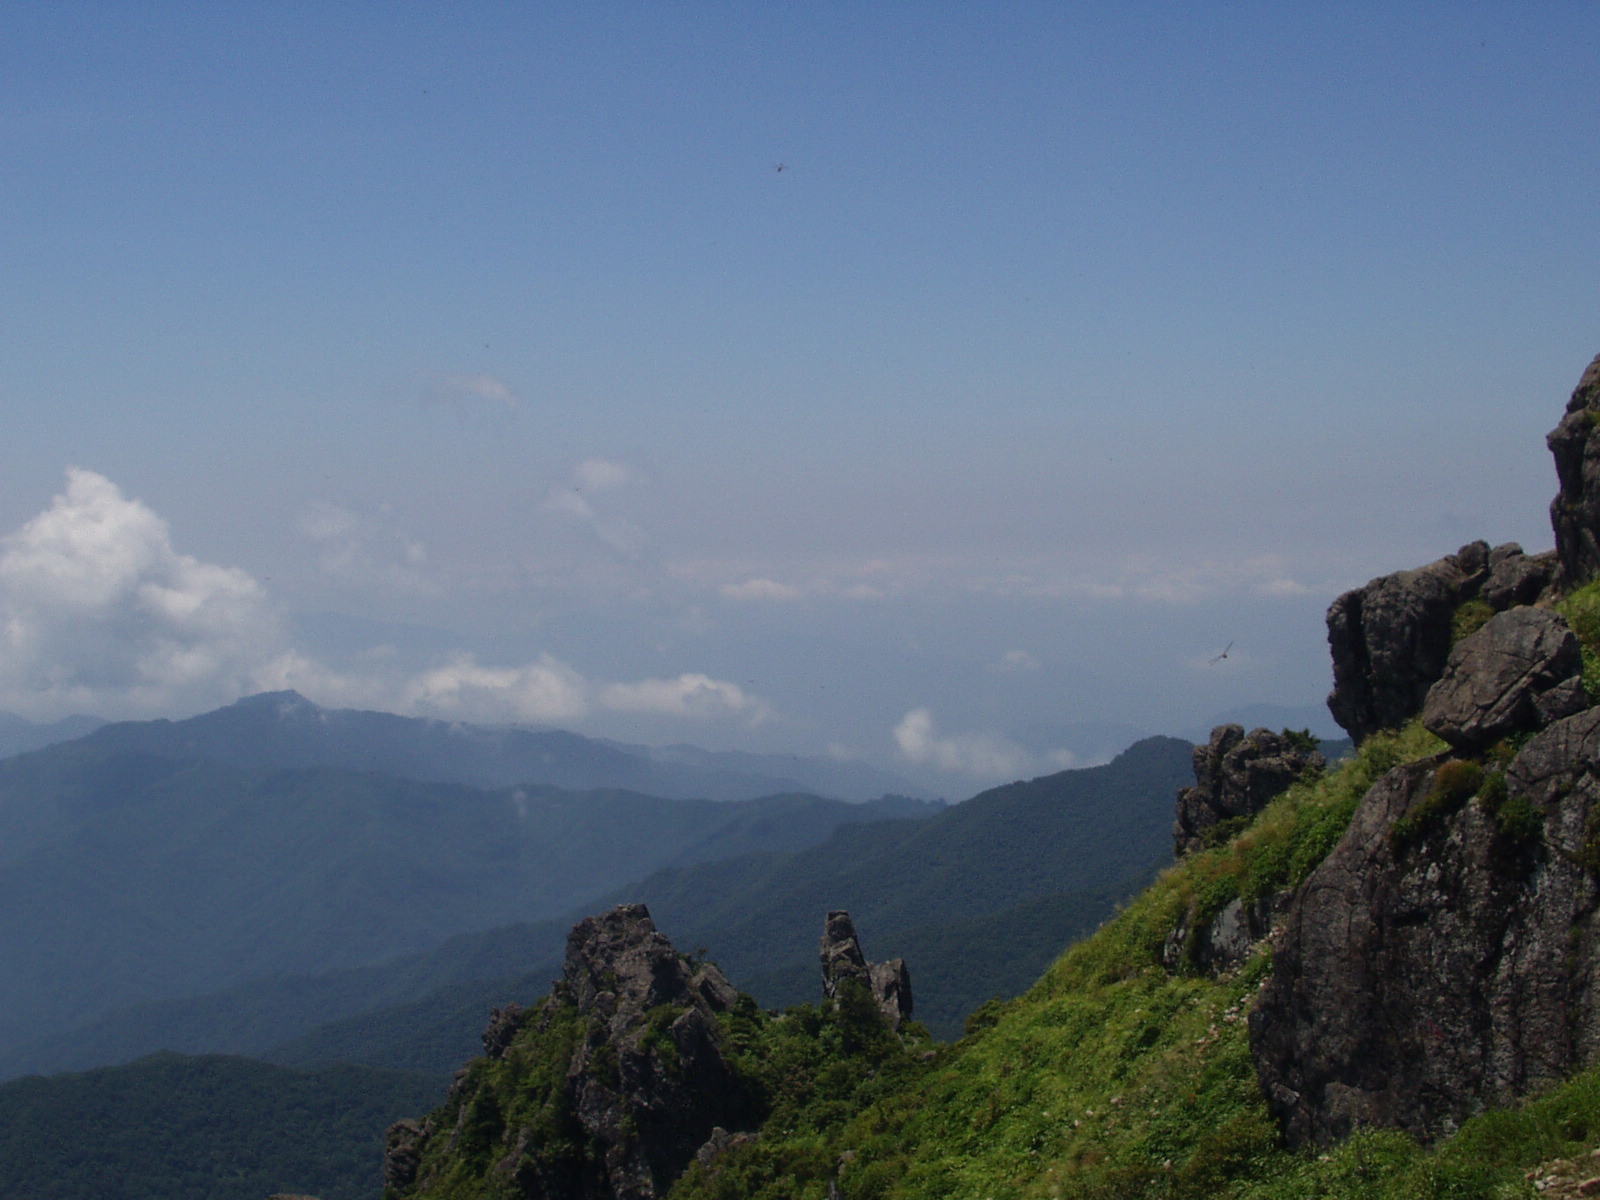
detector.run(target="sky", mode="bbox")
[2,4,1597,794]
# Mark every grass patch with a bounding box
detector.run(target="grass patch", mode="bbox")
[1558,580,1600,702]
[1389,759,1482,853]
[1452,598,1496,645]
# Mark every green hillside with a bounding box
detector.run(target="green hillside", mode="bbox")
[616,736,1193,1033]
[392,721,1600,1200]
[666,721,1600,1199]
[241,736,1190,1073]
[0,744,929,1071]
[0,1052,442,1200]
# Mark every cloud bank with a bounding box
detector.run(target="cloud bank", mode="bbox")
[0,469,769,729]
[893,707,1077,782]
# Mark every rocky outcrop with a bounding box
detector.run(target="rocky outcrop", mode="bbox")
[1173,725,1325,856]
[820,910,913,1030]
[1250,710,1600,1147]
[1325,540,1563,744]
[386,904,757,1200]
[1549,352,1600,586]
[1161,892,1290,975]
[1421,606,1586,750]
[1325,542,1492,743]
[1485,542,1558,610]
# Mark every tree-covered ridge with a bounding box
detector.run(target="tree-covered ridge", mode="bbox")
[0,1052,443,1200]
[611,735,1195,1035]
[0,741,927,1074]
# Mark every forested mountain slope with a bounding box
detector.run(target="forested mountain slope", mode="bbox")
[0,744,928,1069]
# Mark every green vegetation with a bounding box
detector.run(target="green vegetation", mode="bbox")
[403,999,588,1195]
[618,737,1196,1037]
[1389,758,1481,853]
[1559,580,1600,701]
[1452,597,1496,644]
[668,722,1495,1200]
[0,1052,443,1200]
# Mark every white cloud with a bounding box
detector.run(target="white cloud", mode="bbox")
[402,653,590,723]
[719,578,802,602]
[0,468,292,717]
[894,708,1048,781]
[572,458,630,492]
[423,373,518,411]
[0,470,771,732]
[893,708,1085,782]
[600,674,772,724]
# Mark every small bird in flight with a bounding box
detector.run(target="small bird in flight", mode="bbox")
[772,163,786,173]
[1208,641,1234,666]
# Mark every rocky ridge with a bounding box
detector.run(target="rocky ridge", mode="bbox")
[819,909,913,1030]
[386,904,758,1200]
[386,904,912,1200]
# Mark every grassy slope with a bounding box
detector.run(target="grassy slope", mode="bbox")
[670,720,1600,1200]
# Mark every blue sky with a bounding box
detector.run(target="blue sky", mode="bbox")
[2,4,1596,791]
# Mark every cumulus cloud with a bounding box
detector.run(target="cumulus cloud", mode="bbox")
[0,469,291,717]
[402,654,591,723]
[719,578,802,602]
[893,708,1076,782]
[600,674,771,724]
[572,458,630,492]
[393,655,770,726]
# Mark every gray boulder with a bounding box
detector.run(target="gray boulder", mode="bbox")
[1174,725,1324,856]
[1421,606,1586,750]
[820,910,913,1030]
[1326,542,1491,743]
[1251,709,1600,1147]
[1548,352,1600,586]
[1483,542,1557,609]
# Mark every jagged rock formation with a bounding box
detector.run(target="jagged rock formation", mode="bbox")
[1173,725,1325,856]
[1421,606,1586,750]
[1549,352,1600,586]
[1325,541,1492,743]
[1251,715,1600,1145]
[386,904,757,1200]
[820,910,913,1029]
[1325,540,1558,744]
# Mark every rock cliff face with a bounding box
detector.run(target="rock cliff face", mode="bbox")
[1549,352,1600,587]
[1420,606,1586,750]
[1173,725,1325,857]
[386,904,757,1200]
[1249,353,1600,1148]
[1251,716,1600,1146]
[386,905,912,1200]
